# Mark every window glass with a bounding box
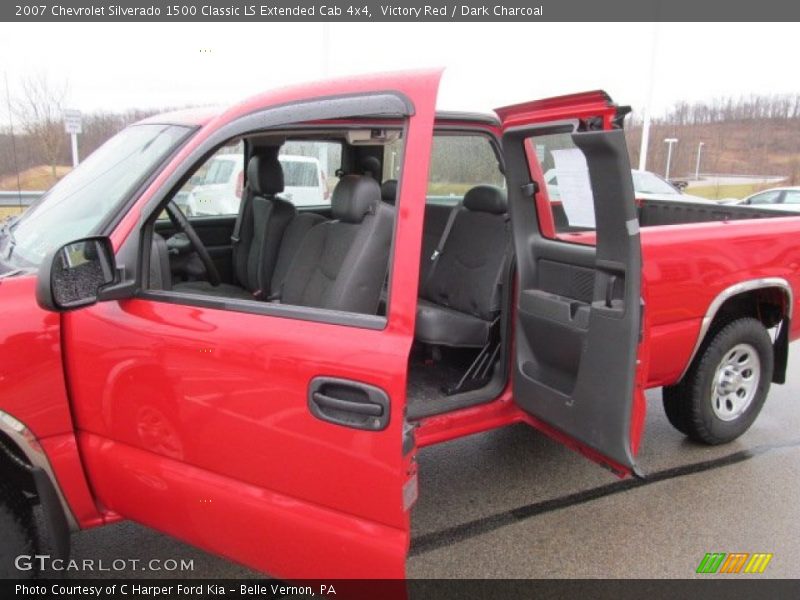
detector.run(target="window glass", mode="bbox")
[383,139,403,182]
[279,141,341,207]
[148,129,401,323]
[172,141,245,217]
[534,132,596,234]
[632,170,679,195]
[748,191,781,205]
[4,124,189,268]
[384,133,503,206]
[781,191,800,204]
[425,134,504,206]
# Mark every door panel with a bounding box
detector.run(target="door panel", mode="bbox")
[66,302,412,577]
[64,70,443,579]
[501,94,646,473]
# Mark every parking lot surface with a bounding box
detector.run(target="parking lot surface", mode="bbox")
[45,344,800,580]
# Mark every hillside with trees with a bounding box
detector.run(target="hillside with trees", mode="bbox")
[626,95,800,184]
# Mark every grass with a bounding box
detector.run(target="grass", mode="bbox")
[687,183,775,201]
[0,165,71,191]
[0,206,24,220]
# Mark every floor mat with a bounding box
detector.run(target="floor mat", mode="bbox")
[407,351,472,410]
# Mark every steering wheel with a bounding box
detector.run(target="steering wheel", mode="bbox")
[165,201,221,287]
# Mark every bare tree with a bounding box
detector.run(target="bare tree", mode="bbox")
[13,73,68,179]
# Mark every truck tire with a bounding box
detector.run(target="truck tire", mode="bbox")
[672,317,773,445]
[0,480,37,579]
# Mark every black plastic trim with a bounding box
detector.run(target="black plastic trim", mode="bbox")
[32,468,71,561]
[139,289,387,330]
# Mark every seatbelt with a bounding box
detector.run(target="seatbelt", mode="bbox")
[231,184,251,247]
[491,218,514,314]
[430,203,461,262]
[230,184,252,286]
[423,202,462,294]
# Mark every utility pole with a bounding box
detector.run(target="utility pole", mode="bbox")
[664,138,678,180]
[4,72,23,213]
[638,23,660,171]
[319,22,331,177]
[695,141,705,181]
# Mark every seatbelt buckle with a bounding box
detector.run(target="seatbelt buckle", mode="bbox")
[430,249,440,261]
[230,235,241,245]
[252,289,263,299]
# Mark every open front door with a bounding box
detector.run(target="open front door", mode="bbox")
[63,70,442,580]
[498,92,647,475]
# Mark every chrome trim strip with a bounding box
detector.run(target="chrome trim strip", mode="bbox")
[0,410,79,531]
[678,277,794,381]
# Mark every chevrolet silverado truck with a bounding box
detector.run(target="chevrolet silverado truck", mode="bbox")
[0,71,798,580]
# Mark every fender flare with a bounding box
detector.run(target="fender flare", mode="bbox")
[679,277,793,382]
[0,410,75,560]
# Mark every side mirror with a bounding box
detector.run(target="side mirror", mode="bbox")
[670,180,689,192]
[36,237,118,311]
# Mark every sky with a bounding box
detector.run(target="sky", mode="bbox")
[0,22,797,122]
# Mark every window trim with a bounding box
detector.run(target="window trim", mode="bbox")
[139,289,388,330]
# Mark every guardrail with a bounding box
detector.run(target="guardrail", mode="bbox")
[0,191,44,207]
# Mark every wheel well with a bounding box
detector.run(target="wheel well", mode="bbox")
[712,287,787,330]
[706,286,791,384]
[0,431,38,501]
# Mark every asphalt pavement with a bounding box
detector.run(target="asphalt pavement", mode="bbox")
[41,343,800,580]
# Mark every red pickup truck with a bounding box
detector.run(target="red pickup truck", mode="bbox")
[0,70,798,580]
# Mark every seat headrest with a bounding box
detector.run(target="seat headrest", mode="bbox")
[360,155,381,178]
[380,179,398,205]
[332,175,380,223]
[463,185,507,215]
[247,149,284,196]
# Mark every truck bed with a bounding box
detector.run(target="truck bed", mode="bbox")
[638,199,799,227]
[554,199,798,233]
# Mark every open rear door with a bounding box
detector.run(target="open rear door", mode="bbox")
[498,92,647,476]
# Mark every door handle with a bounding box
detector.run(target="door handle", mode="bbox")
[311,392,383,417]
[605,274,618,307]
[308,377,390,431]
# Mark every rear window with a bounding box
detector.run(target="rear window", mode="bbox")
[426,134,505,205]
[532,131,597,235]
[383,133,504,206]
[279,141,341,207]
[282,159,319,187]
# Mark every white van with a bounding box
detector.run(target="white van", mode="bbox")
[185,154,328,215]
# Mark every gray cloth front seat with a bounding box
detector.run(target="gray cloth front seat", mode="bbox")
[175,148,295,300]
[415,185,510,347]
[281,175,394,314]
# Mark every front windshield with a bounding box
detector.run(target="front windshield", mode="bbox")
[632,171,680,195]
[1,123,191,269]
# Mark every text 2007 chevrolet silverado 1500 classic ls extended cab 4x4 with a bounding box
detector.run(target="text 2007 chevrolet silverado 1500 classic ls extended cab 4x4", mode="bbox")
[0,70,798,580]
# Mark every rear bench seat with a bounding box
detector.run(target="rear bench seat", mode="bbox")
[380,182,510,346]
[415,185,510,348]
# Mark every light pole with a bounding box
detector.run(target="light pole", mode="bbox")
[638,22,660,171]
[695,142,705,181]
[664,138,678,180]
